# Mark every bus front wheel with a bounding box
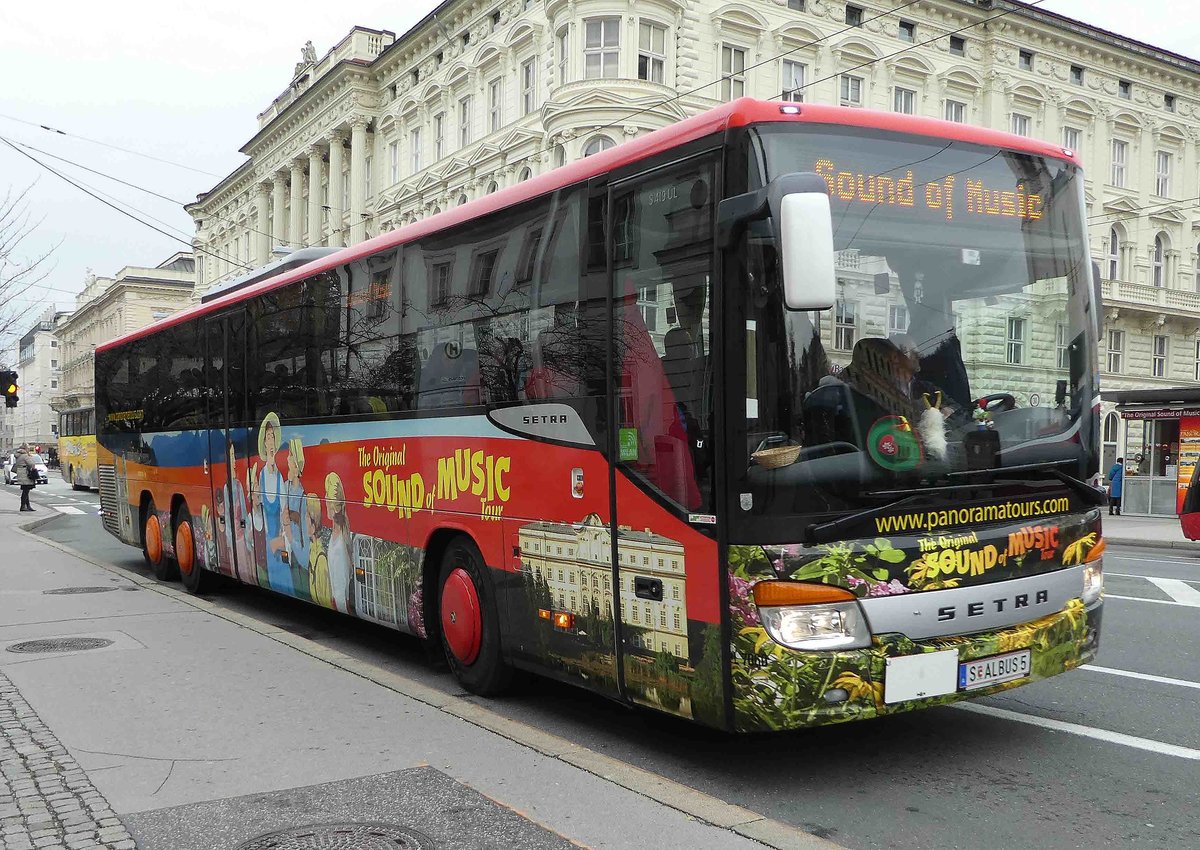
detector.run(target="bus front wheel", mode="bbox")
[142,498,178,582]
[437,538,512,696]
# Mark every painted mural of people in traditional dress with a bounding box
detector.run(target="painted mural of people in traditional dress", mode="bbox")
[257,413,291,594]
[325,472,354,614]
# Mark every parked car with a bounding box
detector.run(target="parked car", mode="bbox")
[4,452,49,485]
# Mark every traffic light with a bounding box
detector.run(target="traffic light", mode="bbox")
[1,371,17,408]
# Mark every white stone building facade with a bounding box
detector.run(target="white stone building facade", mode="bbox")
[12,308,70,451]
[189,0,1200,511]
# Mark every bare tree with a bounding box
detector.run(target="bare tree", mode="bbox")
[0,184,56,345]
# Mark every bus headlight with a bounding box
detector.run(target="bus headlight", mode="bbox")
[752,581,871,651]
[1081,557,1104,606]
[759,602,871,651]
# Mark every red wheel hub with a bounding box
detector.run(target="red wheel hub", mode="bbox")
[145,513,162,565]
[440,567,481,665]
[175,520,194,575]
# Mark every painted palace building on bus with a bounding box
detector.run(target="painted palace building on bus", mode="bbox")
[189,0,1200,514]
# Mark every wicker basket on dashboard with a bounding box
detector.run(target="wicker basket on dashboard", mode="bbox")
[752,444,803,469]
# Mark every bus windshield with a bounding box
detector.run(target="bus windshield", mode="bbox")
[737,124,1097,522]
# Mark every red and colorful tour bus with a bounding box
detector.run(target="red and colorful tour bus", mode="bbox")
[96,98,1105,732]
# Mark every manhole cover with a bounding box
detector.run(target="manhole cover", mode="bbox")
[236,823,434,850]
[7,637,115,654]
[43,587,119,595]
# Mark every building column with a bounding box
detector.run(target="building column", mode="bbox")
[289,161,305,248]
[271,174,287,250]
[307,146,324,246]
[327,129,346,248]
[349,115,369,245]
[255,182,271,265]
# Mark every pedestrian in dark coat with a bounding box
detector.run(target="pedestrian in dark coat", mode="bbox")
[13,444,36,512]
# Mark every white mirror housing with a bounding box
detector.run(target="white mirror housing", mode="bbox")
[780,192,836,311]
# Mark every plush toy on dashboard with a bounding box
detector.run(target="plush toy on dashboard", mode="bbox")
[920,391,948,462]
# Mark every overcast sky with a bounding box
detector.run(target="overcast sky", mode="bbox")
[0,0,1193,346]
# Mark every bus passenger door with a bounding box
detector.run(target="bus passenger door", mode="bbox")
[205,313,254,584]
[608,156,718,719]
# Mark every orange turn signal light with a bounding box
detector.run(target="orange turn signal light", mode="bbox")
[538,608,552,620]
[553,612,574,629]
[1085,538,1106,562]
[752,581,857,607]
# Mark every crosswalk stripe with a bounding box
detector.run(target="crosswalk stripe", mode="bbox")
[1106,594,1198,608]
[1147,577,1200,606]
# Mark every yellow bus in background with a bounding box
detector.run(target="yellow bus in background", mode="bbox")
[59,406,97,490]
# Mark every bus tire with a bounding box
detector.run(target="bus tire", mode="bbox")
[437,537,512,697]
[142,498,178,581]
[175,502,214,595]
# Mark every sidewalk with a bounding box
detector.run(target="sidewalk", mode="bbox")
[1103,512,1200,550]
[0,498,835,850]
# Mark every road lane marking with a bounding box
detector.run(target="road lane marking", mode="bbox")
[1147,577,1200,606]
[49,505,85,515]
[1108,554,1200,566]
[1081,664,1200,691]
[953,703,1200,760]
[1105,594,1199,608]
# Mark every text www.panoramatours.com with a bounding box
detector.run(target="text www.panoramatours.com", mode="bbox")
[874,498,1072,534]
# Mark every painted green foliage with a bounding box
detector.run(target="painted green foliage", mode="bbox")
[725,522,1100,732]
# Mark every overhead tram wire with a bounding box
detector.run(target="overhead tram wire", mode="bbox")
[3,135,284,250]
[0,111,224,178]
[0,138,254,274]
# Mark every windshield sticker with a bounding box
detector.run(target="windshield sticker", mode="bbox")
[867,415,922,471]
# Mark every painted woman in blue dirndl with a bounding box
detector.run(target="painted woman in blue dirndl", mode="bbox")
[258,413,292,595]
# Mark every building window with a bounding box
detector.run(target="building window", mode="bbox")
[1006,317,1025,365]
[1062,126,1081,153]
[1165,93,1177,112]
[1155,150,1172,196]
[434,112,445,160]
[1010,113,1030,136]
[1111,139,1127,187]
[949,35,965,56]
[638,22,666,84]
[845,4,863,26]
[388,141,398,184]
[584,18,620,79]
[1055,323,1071,369]
[840,74,863,107]
[50,380,57,389]
[1194,339,1200,381]
[834,300,857,351]
[489,78,502,133]
[1153,335,1169,378]
[410,127,422,173]
[944,99,966,123]
[721,45,746,100]
[1153,235,1166,287]
[582,135,615,157]
[557,27,569,86]
[1019,49,1033,71]
[458,96,472,148]
[1070,65,1084,85]
[898,20,915,42]
[782,60,805,102]
[888,304,908,335]
[1107,226,1120,280]
[1107,329,1124,373]
[1119,79,1131,99]
[522,58,537,114]
[788,0,805,8]
[518,166,532,182]
[893,87,916,114]
[431,261,452,305]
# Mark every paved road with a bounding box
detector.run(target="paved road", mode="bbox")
[22,486,1200,850]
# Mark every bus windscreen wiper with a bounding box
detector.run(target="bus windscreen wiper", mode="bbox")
[803,494,925,547]
[947,460,1106,508]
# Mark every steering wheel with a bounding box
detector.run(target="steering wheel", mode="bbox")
[978,393,1017,413]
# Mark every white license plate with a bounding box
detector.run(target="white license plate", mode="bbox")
[958,650,1031,691]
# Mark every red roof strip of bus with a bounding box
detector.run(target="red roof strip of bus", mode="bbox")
[98,98,1076,353]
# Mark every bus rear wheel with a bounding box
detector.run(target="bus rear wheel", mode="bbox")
[142,498,178,582]
[437,538,512,696]
[175,503,215,595]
